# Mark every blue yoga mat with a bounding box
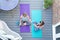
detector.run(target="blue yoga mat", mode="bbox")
[31,10,42,38]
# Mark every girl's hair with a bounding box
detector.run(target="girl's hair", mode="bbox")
[40,21,44,26]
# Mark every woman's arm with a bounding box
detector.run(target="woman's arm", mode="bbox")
[20,15,23,26]
[20,15,22,19]
[27,16,31,22]
[20,15,23,21]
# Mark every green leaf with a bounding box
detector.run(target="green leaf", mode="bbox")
[44,0,53,9]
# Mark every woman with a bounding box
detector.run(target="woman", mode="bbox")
[20,13,31,26]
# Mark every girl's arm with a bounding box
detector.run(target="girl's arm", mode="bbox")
[40,25,44,29]
[34,24,38,28]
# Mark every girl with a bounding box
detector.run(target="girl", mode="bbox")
[34,21,44,31]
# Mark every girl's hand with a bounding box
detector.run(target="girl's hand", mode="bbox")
[39,26,44,29]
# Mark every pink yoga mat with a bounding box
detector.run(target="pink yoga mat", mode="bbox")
[20,4,30,33]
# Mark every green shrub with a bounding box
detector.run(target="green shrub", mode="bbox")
[44,0,53,9]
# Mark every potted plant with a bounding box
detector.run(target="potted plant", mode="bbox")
[44,0,53,9]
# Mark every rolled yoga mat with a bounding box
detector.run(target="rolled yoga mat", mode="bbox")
[20,4,30,33]
[31,10,42,38]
